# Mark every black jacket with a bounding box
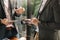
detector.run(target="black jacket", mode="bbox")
[39,0,60,23]
[39,0,60,30]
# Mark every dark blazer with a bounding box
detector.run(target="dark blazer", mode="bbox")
[39,0,60,30]
[39,0,60,40]
[0,0,19,39]
[39,0,60,23]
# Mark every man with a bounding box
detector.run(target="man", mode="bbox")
[15,7,25,38]
[0,0,25,40]
[38,0,60,40]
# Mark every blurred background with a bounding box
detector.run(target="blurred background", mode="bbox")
[3,0,41,40]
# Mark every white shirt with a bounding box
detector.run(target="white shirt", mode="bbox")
[39,0,47,13]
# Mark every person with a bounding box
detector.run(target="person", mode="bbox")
[15,7,25,38]
[38,0,60,40]
[0,0,25,40]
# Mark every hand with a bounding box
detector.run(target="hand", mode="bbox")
[15,7,25,14]
[1,18,13,26]
[31,18,39,26]
[25,19,32,24]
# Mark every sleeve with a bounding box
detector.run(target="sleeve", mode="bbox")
[53,0,60,23]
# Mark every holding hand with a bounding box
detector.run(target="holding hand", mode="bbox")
[22,18,39,26]
[1,18,14,30]
[1,18,13,26]
[15,7,25,14]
